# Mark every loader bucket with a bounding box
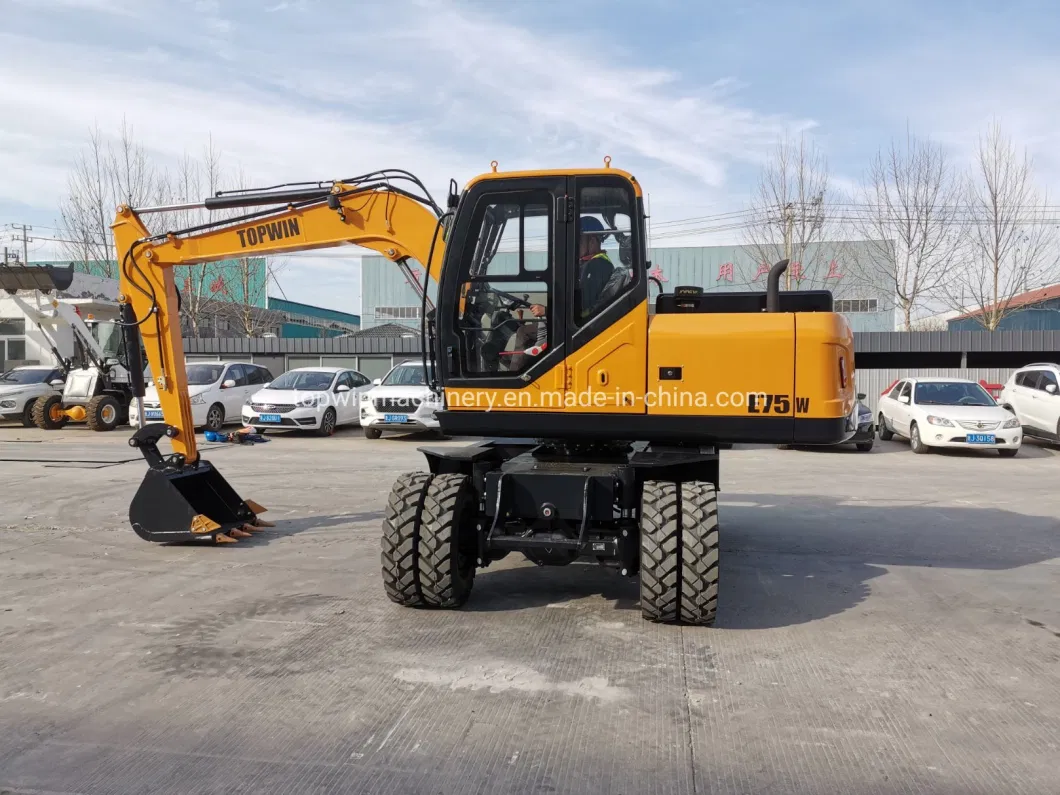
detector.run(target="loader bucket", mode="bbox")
[0,263,75,294]
[127,424,269,544]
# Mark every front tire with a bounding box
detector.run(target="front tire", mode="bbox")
[998,448,1019,458]
[364,426,382,440]
[679,481,720,626]
[21,399,37,428]
[909,422,930,454]
[32,394,67,430]
[204,403,225,433]
[85,394,122,431]
[856,440,874,452]
[878,414,894,441]
[316,407,337,437]
[380,471,433,607]
[417,473,477,609]
[639,481,680,623]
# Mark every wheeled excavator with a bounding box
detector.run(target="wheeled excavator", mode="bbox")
[0,263,136,431]
[110,163,857,625]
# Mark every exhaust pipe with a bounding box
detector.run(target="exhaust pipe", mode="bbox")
[766,259,789,313]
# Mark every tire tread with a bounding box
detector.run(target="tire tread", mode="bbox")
[380,471,432,607]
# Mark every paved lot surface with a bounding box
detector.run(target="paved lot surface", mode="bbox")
[1,423,1058,794]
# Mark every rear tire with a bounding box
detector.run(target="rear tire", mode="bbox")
[679,481,720,627]
[381,471,433,607]
[856,440,874,452]
[417,473,477,608]
[85,394,121,431]
[639,481,681,623]
[998,448,1018,458]
[364,426,382,440]
[878,414,894,441]
[32,394,67,430]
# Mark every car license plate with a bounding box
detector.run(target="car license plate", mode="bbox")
[967,433,995,444]
[145,410,163,420]
[259,413,282,423]
[384,414,408,423]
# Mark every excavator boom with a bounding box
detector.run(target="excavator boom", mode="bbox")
[110,175,449,543]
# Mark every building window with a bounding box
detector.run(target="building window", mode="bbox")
[835,299,878,314]
[0,318,26,335]
[376,306,421,320]
[6,339,26,361]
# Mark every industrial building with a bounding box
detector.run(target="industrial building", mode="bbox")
[0,261,359,371]
[359,241,897,332]
[948,284,1060,331]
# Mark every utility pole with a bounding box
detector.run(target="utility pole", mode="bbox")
[4,223,32,265]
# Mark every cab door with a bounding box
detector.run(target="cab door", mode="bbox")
[563,175,648,414]
[438,176,570,412]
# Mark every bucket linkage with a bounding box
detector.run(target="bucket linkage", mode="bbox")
[127,423,273,544]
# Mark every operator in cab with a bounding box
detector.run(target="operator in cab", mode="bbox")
[526,215,614,324]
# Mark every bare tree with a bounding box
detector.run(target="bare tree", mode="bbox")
[848,131,962,330]
[745,134,831,289]
[941,123,1060,329]
[59,119,165,278]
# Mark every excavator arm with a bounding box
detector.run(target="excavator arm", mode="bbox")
[110,176,449,543]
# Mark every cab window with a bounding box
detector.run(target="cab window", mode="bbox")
[573,183,638,327]
[457,196,552,375]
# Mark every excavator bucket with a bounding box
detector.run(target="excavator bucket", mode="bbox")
[127,424,268,544]
[0,262,75,294]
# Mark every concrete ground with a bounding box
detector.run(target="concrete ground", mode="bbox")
[0,421,1058,795]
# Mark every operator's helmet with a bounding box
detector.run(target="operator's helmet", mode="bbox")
[579,215,605,237]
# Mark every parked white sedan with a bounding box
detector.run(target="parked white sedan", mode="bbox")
[243,366,373,436]
[877,377,1022,456]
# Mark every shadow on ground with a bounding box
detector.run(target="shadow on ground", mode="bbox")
[463,494,1060,630]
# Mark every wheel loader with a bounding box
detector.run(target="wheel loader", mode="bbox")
[110,162,856,625]
[0,263,137,431]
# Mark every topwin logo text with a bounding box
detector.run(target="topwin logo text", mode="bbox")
[236,218,301,248]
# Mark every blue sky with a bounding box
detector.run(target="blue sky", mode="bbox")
[2,0,1058,311]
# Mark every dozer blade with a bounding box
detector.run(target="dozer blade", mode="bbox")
[0,262,75,294]
[127,424,268,544]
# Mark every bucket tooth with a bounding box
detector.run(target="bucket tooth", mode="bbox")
[240,523,266,533]
[249,518,275,528]
[215,533,238,544]
[229,527,252,539]
[244,499,268,515]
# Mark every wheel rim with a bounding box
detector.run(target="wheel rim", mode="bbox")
[100,404,116,425]
[912,426,919,446]
[50,404,63,422]
[323,411,335,434]
[208,407,223,428]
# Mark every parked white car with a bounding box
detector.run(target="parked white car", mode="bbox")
[0,365,66,427]
[998,363,1060,444]
[360,360,444,439]
[242,366,373,436]
[877,377,1021,456]
[132,360,274,432]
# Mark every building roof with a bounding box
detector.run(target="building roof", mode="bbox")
[952,283,1060,321]
[348,323,419,338]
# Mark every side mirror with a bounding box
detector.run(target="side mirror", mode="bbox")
[1047,383,1058,394]
[222,379,236,389]
[856,393,866,400]
[335,384,351,393]
[263,382,271,388]
[373,378,382,386]
[50,379,65,387]
[898,394,910,404]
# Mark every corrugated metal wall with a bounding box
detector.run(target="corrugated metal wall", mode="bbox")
[854,368,1016,415]
[362,239,899,332]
